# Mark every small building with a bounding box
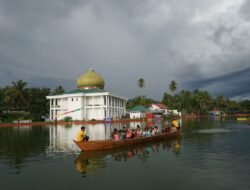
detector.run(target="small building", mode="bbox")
[46,69,127,121]
[209,108,224,117]
[129,106,149,119]
[168,109,182,116]
[149,103,168,115]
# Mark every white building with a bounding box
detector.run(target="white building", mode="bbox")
[129,105,149,119]
[46,69,127,121]
[149,103,168,114]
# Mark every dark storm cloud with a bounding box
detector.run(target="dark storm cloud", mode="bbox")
[0,0,249,100]
[185,67,250,97]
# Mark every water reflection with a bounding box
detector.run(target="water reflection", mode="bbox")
[0,126,49,174]
[74,138,182,176]
[0,119,182,174]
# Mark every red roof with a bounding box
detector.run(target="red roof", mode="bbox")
[152,103,167,109]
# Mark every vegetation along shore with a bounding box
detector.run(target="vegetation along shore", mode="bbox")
[0,79,249,123]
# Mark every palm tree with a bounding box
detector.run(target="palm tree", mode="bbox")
[137,78,145,89]
[4,80,28,110]
[213,96,227,111]
[169,80,177,95]
[193,90,212,113]
[179,90,192,113]
[137,78,145,104]
[52,85,65,95]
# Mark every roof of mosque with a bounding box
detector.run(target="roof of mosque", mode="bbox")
[64,88,106,94]
[76,69,105,89]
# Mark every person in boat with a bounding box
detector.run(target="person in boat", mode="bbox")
[151,127,156,136]
[154,126,160,135]
[142,128,147,136]
[166,125,171,133]
[170,120,178,133]
[113,131,120,141]
[172,119,180,129]
[76,126,89,142]
[112,128,118,138]
[119,126,127,139]
[126,128,132,139]
[134,125,141,138]
[145,128,151,137]
[131,129,135,138]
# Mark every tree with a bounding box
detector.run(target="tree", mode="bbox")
[27,88,50,121]
[169,80,177,94]
[126,96,156,109]
[193,90,212,113]
[179,90,192,113]
[213,96,227,111]
[52,85,65,95]
[0,87,4,111]
[137,78,145,89]
[137,78,145,104]
[4,80,28,111]
[162,93,173,109]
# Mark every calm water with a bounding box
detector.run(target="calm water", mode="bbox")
[0,119,250,190]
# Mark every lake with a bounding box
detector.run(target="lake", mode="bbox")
[0,118,250,190]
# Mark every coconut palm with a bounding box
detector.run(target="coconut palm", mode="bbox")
[193,90,212,113]
[4,80,28,110]
[52,85,65,95]
[137,78,145,104]
[169,80,177,94]
[137,78,145,89]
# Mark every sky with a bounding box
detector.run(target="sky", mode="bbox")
[0,0,249,101]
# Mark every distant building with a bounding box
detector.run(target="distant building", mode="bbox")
[129,105,149,119]
[209,108,224,117]
[149,103,168,115]
[46,69,127,121]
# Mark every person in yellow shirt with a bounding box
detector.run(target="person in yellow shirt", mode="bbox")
[76,126,89,141]
[172,119,180,129]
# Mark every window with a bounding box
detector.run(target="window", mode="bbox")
[72,98,74,101]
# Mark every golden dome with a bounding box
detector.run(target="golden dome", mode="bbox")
[77,69,105,89]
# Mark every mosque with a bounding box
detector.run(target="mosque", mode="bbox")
[46,69,127,121]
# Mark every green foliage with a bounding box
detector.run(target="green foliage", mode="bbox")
[63,116,72,122]
[169,80,177,94]
[161,89,248,114]
[137,78,145,88]
[27,88,50,121]
[3,80,28,111]
[52,85,65,95]
[0,79,249,123]
[0,81,50,121]
[239,100,250,113]
[126,96,157,109]
[0,111,30,122]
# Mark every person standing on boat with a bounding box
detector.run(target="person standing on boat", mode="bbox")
[171,119,180,134]
[76,126,89,142]
[172,119,180,129]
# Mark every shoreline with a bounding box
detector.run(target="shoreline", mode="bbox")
[1,114,249,127]
[0,118,144,127]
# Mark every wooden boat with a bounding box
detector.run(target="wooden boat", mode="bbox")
[74,129,181,151]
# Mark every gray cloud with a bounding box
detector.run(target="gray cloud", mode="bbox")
[185,67,250,97]
[0,0,249,100]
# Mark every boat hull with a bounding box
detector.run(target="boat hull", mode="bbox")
[74,130,181,151]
